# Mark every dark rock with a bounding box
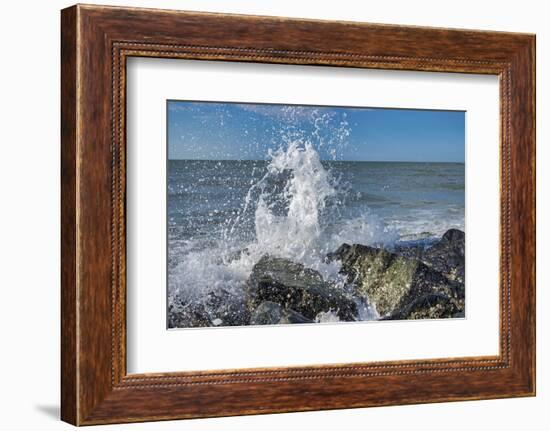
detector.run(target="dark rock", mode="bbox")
[383,292,464,320]
[250,301,283,325]
[280,309,313,324]
[393,241,433,261]
[204,290,250,327]
[325,243,352,262]
[168,289,249,328]
[421,229,465,283]
[249,301,314,325]
[246,255,358,321]
[331,243,463,318]
[168,299,210,328]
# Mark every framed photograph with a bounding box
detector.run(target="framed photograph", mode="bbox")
[164,100,467,330]
[61,4,536,425]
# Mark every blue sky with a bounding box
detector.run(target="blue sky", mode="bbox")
[167,101,465,162]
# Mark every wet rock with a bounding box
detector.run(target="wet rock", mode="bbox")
[204,290,250,327]
[421,229,465,283]
[168,289,249,328]
[383,292,464,320]
[168,299,211,328]
[280,309,313,324]
[250,301,282,325]
[250,301,314,325]
[246,255,358,321]
[393,241,433,261]
[330,243,463,318]
[325,243,352,262]
[315,310,341,323]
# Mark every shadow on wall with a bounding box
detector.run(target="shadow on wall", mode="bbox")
[35,405,59,420]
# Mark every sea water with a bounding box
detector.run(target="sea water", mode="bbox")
[167,149,464,309]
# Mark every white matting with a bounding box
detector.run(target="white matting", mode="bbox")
[126,57,500,373]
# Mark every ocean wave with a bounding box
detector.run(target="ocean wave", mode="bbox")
[168,109,464,324]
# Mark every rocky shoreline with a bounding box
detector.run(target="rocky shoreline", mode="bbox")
[168,229,465,328]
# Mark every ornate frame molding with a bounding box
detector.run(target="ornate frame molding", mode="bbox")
[61,5,535,425]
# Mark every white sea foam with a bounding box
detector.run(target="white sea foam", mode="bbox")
[169,136,359,302]
[254,141,336,262]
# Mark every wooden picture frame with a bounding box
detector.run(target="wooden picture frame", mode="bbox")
[61,4,535,425]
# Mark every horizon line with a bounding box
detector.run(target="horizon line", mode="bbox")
[168,158,465,164]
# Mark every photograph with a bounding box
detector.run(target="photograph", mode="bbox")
[167,101,466,328]
[51,2,536,426]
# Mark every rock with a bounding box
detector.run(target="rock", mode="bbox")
[203,290,250,327]
[168,289,250,328]
[421,229,465,283]
[383,292,464,320]
[392,243,426,261]
[250,301,283,325]
[168,299,211,328]
[280,309,313,324]
[330,243,463,318]
[250,301,313,325]
[325,243,352,262]
[246,255,358,321]
[392,239,435,261]
[315,310,341,323]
